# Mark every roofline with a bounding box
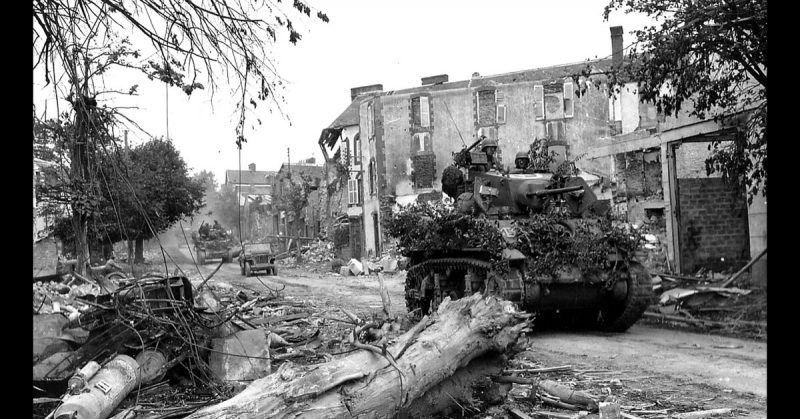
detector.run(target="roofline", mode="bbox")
[379,57,613,96]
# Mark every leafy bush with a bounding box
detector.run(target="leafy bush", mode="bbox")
[385,202,641,280]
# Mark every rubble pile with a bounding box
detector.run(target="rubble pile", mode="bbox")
[276,239,337,273]
[483,345,745,419]
[33,273,404,419]
[612,219,669,274]
[275,238,408,278]
[34,281,101,317]
[645,272,766,340]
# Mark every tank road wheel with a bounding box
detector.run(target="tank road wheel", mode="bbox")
[244,262,252,277]
[405,266,433,318]
[196,249,206,265]
[598,263,654,332]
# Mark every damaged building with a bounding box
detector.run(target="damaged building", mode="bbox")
[588,108,766,284]
[318,26,765,285]
[225,163,276,240]
[585,24,766,284]
[271,158,325,241]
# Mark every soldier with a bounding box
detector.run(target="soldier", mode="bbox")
[509,151,532,174]
[456,181,498,217]
[199,221,210,238]
[479,137,502,172]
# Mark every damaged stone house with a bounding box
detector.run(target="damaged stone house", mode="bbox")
[586,93,766,283]
[317,85,385,260]
[320,29,624,260]
[271,159,324,241]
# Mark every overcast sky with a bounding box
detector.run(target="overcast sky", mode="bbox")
[33,0,655,185]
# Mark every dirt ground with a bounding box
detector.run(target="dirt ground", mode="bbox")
[155,245,767,418]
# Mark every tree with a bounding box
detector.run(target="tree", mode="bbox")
[108,138,205,263]
[193,170,218,196]
[34,0,329,148]
[33,100,125,273]
[603,0,766,202]
[276,172,313,237]
[33,0,329,269]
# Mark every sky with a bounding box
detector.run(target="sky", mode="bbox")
[33,0,656,186]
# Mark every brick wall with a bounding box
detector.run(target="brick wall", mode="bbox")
[411,154,436,188]
[614,151,662,198]
[677,177,750,273]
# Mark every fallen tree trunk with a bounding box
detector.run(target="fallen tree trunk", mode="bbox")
[187,293,531,418]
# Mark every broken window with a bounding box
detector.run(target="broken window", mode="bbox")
[476,90,496,126]
[546,121,566,141]
[369,158,377,196]
[342,137,351,166]
[412,132,431,154]
[477,126,496,141]
[563,79,574,118]
[367,102,375,139]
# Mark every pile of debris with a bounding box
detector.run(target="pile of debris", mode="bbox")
[32,270,412,419]
[612,219,669,274]
[645,270,766,340]
[476,343,746,419]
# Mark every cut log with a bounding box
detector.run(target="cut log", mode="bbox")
[186,293,531,418]
[537,380,598,411]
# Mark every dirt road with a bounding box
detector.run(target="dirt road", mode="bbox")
[170,246,767,417]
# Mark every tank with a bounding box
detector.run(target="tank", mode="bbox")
[399,138,653,332]
[191,222,236,264]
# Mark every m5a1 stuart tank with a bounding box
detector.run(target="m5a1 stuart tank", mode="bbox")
[402,138,653,332]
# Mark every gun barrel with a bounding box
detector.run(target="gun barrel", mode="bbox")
[464,138,483,152]
[529,185,584,197]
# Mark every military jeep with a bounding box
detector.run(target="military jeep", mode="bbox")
[238,243,277,276]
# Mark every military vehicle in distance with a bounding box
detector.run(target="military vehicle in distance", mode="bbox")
[403,138,653,332]
[192,221,235,265]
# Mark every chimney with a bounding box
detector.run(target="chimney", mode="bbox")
[350,84,383,101]
[610,26,624,70]
[248,163,256,172]
[421,74,449,86]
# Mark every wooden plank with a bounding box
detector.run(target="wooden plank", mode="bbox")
[249,312,310,325]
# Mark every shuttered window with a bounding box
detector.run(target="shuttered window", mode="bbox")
[563,81,574,118]
[412,96,431,127]
[348,179,360,205]
[496,91,506,124]
[420,96,430,127]
[533,85,544,120]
